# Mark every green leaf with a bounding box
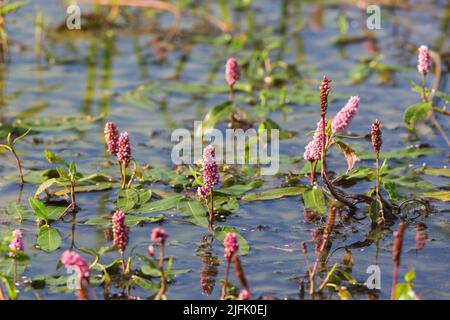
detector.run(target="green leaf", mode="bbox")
[141,259,161,277]
[216,180,262,196]
[195,101,234,137]
[37,225,62,252]
[137,189,152,205]
[404,102,431,130]
[44,150,68,166]
[242,186,306,201]
[394,283,417,300]
[34,178,59,197]
[383,181,401,201]
[124,214,164,227]
[29,197,48,224]
[214,226,250,256]
[358,147,441,160]
[422,168,450,178]
[84,214,164,227]
[421,191,450,202]
[117,189,138,212]
[405,269,416,283]
[0,276,17,300]
[177,199,209,228]
[131,275,159,292]
[348,63,371,84]
[129,195,183,214]
[46,206,67,221]
[302,186,327,214]
[6,203,31,222]
[214,195,239,213]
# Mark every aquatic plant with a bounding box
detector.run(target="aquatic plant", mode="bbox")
[112,209,129,273]
[197,145,220,231]
[60,250,90,300]
[371,119,384,223]
[225,57,240,100]
[104,123,136,189]
[0,128,30,186]
[221,232,238,299]
[151,227,169,300]
[8,229,23,258]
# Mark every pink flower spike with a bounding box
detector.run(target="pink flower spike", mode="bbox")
[112,210,129,251]
[224,232,239,261]
[201,145,219,190]
[303,118,326,162]
[197,186,210,199]
[104,122,119,155]
[60,250,91,283]
[117,132,132,168]
[151,227,168,243]
[9,229,24,258]
[238,289,250,300]
[417,45,432,76]
[225,58,240,87]
[331,96,360,133]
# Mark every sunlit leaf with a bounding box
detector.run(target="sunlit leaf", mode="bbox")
[242,186,306,201]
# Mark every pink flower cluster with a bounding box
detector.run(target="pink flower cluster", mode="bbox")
[201,145,219,189]
[225,58,240,87]
[151,227,168,243]
[112,210,129,251]
[417,45,431,76]
[104,122,132,168]
[331,96,360,133]
[104,122,119,155]
[238,289,250,300]
[117,132,132,168]
[224,232,239,261]
[9,229,24,258]
[303,118,326,162]
[60,250,91,282]
[197,186,210,199]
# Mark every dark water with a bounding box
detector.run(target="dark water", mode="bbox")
[0,0,449,300]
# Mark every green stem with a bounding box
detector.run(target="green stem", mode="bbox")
[221,259,231,300]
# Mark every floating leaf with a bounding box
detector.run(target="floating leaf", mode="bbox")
[177,199,209,228]
[422,168,450,178]
[242,186,306,201]
[302,186,327,214]
[53,183,115,196]
[421,191,450,202]
[216,180,262,196]
[214,226,250,255]
[37,225,62,252]
[129,195,183,214]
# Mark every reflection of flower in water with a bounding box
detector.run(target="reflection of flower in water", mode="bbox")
[197,236,219,296]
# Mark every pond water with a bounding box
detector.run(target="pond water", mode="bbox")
[0,0,449,300]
